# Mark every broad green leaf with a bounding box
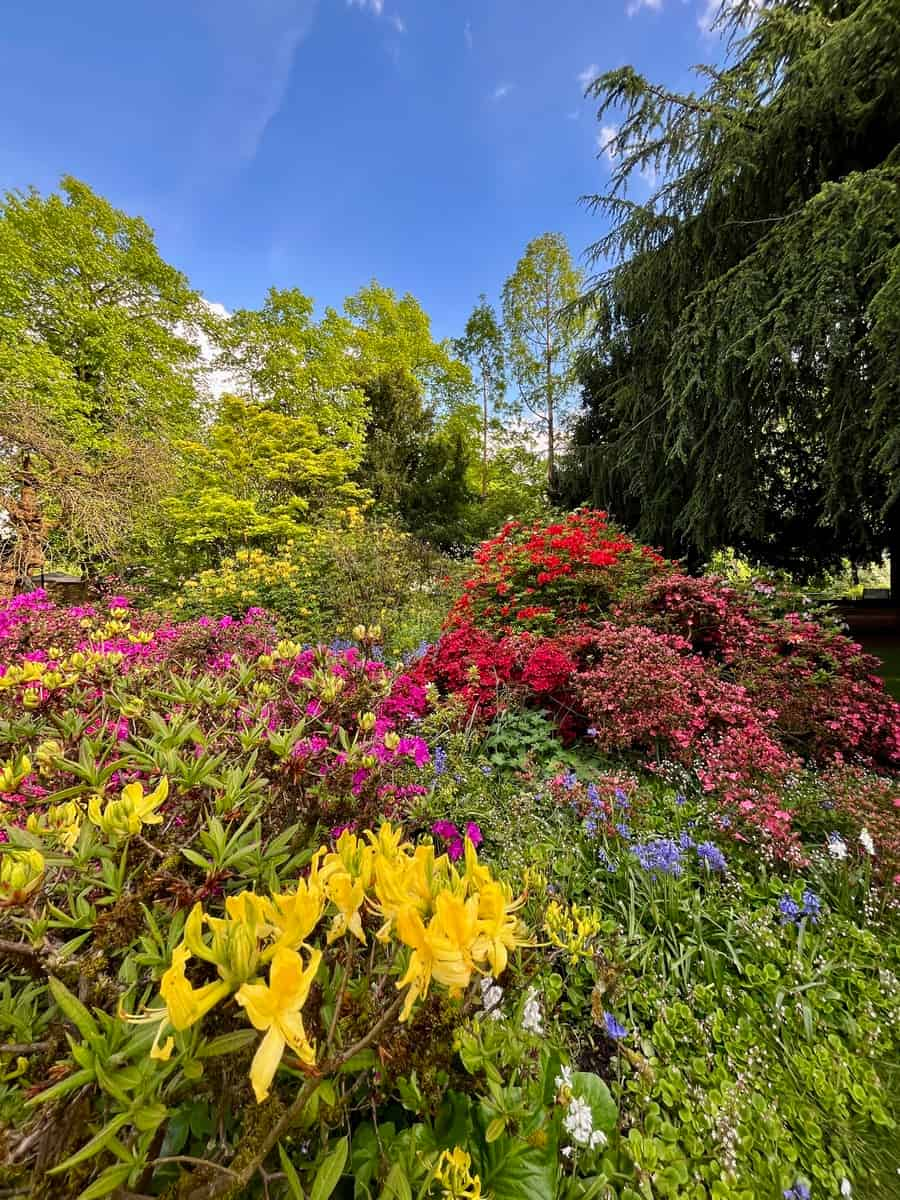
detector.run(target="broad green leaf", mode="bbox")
[572,1072,617,1134]
[48,1112,132,1174]
[76,1163,133,1200]
[278,1142,305,1199]
[48,975,100,1043]
[379,1162,412,1200]
[310,1135,348,1200]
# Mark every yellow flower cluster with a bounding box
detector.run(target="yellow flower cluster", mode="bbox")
[176,546,308,607]
[88,778,169,844]
[435,1147,483,1199]
[128,824,528,1103]
[0,848,45,908]
[26,801,82,851]
[0,649,125,705]
[545,900,604,964]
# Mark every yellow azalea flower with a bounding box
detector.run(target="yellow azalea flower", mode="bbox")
[236,946,322,1103]
[265,877,325,956]
[0,848,45,908]
[472,881,528,977]
[87,777,169,843]
[26,801,82,851]
[394,899,475,1022]
[0,754,31,794]
[435,1147,482,1200]
[325,872,366,944]
[183,897,264,986]
[160,944,232,1031]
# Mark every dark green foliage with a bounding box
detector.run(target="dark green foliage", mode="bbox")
[562,0,900,578]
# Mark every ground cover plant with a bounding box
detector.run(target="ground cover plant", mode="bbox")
[0,513,898,1199]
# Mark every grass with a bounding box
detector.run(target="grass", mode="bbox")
[858,635,900,700]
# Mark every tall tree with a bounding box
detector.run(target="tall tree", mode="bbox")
[564,0,900,582]
[454,297,505,498]
[502,233,583,488]
[0,177,208,588]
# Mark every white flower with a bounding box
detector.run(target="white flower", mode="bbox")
[554,1065,573,1093]
[859,827,875,856]
[521,986,544,1035]
[479,975,504,1020]
[840,1180,852,1197]
[827,835,847,860]
[562,1096,607,1149]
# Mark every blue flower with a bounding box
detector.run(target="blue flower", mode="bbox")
[603,1012,629,1040]
[674,793,686,806]
[633,837,683,876]
[778,895,801,924]
[678,831,695,850]
[614,787,630,809]
[615,822,632,841]
[433,747,447,777]
[801,889,821,923]
[597,847,617,872]
[783,1183,811,1200]
[586,782,600,807]
[586,726,599,739]
[696,841,727,872]
[481,764,492,776]
[562,770,578,791]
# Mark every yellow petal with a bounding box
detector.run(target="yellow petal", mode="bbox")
[248,1024,285,1103]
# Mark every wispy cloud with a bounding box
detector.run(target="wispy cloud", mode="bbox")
[626,0,663,16]
[348,0,384,14]
[598,124,619,166]
[193,0,317,171]
[492,82,513,100]
[390,14,405,32]
[464,19,473,49]
[577,63,599,91]
[698,0,761,37]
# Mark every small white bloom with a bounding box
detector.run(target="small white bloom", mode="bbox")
[859,827,875,855]
[840,1180,852,1197]
[479,975,504,1019]
[555,1065,573,1093]
[561,1146,573,1158]
[521,986,544,1035]
[827,835,847,860]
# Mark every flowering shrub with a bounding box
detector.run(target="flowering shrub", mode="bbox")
[447,509,667,634]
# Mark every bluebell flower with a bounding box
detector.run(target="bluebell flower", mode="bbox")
[678,831,695,850]
[603,1012,629,1040]
[696,841,727,872]
[597,847,617,872]
[801,889,821,923]
[614,787,630,810]
[584,815,599,836]
[633,837,683,876]
[615,822,632,841]
[563,770,578,791]
[675,793,686,806]
[481,764,492,776]
[433,746,447,777]
[586,726,599,739]
[778,895,801,924]
[784,1183,811,1200]
[586,782,600,807]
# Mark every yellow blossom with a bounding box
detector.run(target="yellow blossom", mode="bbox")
[472,881,528,977]
[0,848,45,908]
[235,946,322,1103]
[435,1147,482,1199]
[26,802,82,851]
[87,777,169,843]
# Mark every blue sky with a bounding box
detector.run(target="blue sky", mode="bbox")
[0,0,725,340]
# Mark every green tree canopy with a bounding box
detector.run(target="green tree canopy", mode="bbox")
[502,233,583,489]
[0,177,208,583]
[562,0,900,581]
[454,297,506,499]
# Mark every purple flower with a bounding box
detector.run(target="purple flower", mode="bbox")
[696,841,726,872]
[633,837,683,876]
[447,838,464,861]
[433,746,448,776]
[432,820,459,841]
[778,895,801,924]
[801,889,821,923]
[615,822,632,841]
[465,822,483,848]
[603,1012,628,1040]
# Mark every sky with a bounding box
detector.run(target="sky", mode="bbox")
[0,0,728,341]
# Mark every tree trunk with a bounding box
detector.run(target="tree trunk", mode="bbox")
[481,376,488,501]
[546,330,555,490]
[1,452,48,597]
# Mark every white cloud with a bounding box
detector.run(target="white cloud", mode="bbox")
[464,18,473,49]
[492,82,513,100]
[598,124,619,166]
[390,14,405,32]
[626,0,663,16]
[348,0,384,13]
[195,1,317,170]
[577,63,599,90]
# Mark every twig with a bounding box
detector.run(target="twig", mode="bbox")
[0,1040,51,1055]
[148,1156,238,1177]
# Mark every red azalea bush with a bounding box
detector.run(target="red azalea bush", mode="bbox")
[416,512,900,857]
[447,509,667,634]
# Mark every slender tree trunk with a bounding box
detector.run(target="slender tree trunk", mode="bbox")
[546,321,555,490]
[481,375,488,500]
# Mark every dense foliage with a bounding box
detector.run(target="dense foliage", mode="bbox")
[1,513,898,1199]
[563,0,900,580]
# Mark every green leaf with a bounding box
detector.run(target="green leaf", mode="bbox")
[310,1134,348,1200]
[197,1028,259,1058]
[572,1071,618,1134]
[76,1163,133,1200]
[278,1142,306,1199]
[48,1112,132,1174]
[48,975,100,1043]
[379,1162,413,1200]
